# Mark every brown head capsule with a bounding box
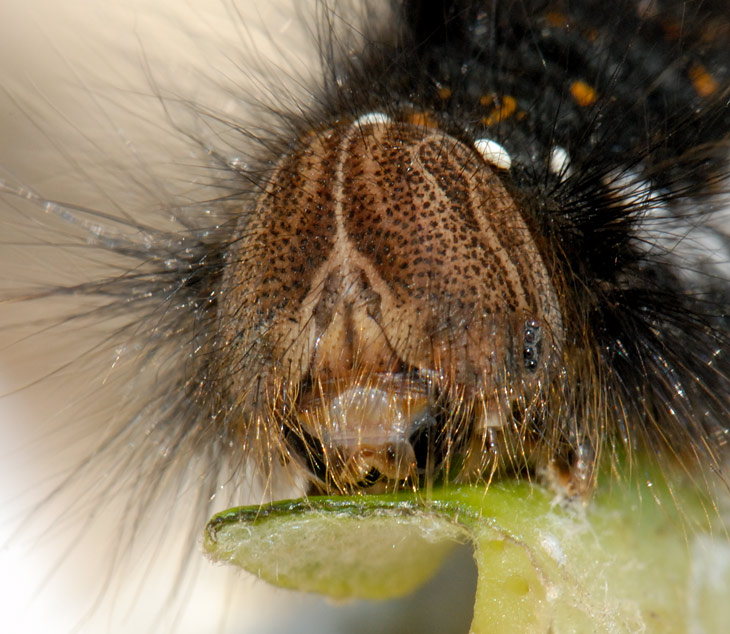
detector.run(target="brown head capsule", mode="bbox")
[217,114,564,492]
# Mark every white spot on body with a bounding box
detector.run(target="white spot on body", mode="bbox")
[474,138,512,170]
[549,146,571,177]
[354,112,392,127]
[616,162,730,282]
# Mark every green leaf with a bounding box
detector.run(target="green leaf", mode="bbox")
[204,497,467,600]
[204,475,730,633]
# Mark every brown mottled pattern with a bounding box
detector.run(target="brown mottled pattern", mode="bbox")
[219,129,342,389]
[334,122,562,386]
[221,117,564,409]
[244,131,340,318]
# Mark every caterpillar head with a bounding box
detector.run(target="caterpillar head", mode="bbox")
[216,114,566,493]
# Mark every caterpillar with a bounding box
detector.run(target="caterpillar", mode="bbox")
[2,0,730,632]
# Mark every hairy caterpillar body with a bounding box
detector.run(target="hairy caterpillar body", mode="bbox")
[2,0,730,632]
[196,0,730,496]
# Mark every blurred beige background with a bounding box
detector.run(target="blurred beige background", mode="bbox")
[0,2,475,633]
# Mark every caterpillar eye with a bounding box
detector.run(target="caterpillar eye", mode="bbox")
[522,319,543,372]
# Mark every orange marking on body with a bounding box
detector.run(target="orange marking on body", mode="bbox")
[437,86,452,100]
[700,20,730,43]
[482,95,517,126]
[661,19,681,41]
[405,111,440,128]
[545,11,568,28]
[689,63,719,97]
[570,80,597,107]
